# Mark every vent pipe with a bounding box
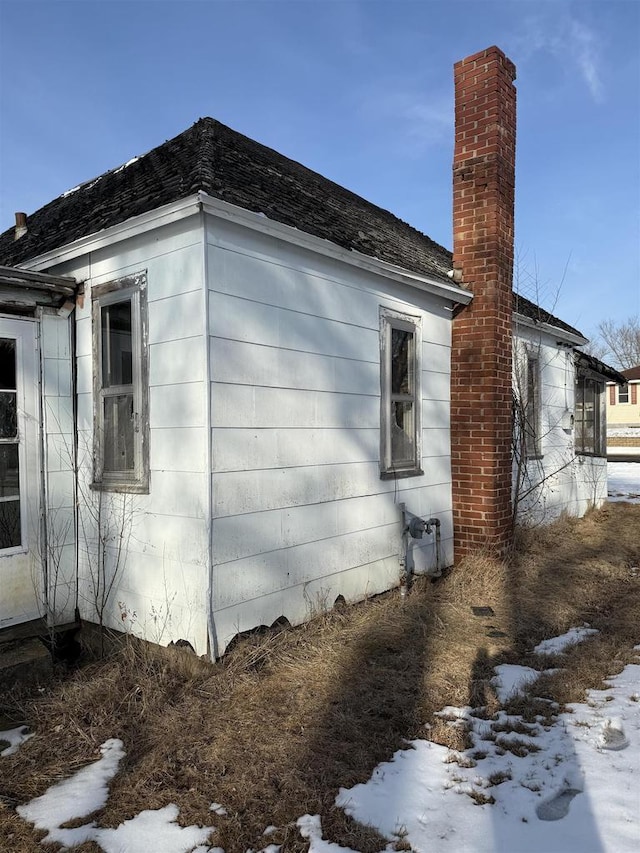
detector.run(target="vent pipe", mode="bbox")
[14,212,28,240]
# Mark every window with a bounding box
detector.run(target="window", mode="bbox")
[0,339,20,548]
[524,354,542,458]
[618,383,629,403]
[575,371,605,456]
[92,272,149,491]
[380,308,422,478]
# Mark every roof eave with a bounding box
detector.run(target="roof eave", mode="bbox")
[514,312,589,347]
[13,195,204,273]
[12,190,472,307]
[199,192,473,305]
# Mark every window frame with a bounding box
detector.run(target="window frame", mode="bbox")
[523,353,543,460]
[379,307,423,479]
[575,369,606,458]
[618,383,629,404]
[92,272,149,492]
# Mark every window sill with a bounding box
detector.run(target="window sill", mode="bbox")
[90,480,149,495]
[380,467,424,481]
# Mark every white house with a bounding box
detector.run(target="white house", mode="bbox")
[0,47,623,657]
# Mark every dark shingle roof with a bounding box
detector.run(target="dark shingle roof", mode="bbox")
[0,117,453,282]
[575,351,627,384]
[0,117,588,343]
[512,292,586,340]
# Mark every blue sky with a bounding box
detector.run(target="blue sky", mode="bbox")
[0,0,638,340]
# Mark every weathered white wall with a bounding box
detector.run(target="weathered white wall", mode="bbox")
[49,217,211,653]
[39,309,77,625]
[206,217,455,655]
[513,325,607,524]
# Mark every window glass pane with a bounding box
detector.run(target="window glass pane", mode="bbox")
[0,392,17,438]
[0,339,16,390]
[103,394,134,473]
[0,444,19,498]
[0,500,21,549]
[391,401,415,465]
[525,358,539,456]
[619,384,629,403]
[582,380,595,453]
[391,328,413,395]
[102,300,133,387]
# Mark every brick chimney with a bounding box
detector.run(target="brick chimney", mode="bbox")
[450,46,517,558]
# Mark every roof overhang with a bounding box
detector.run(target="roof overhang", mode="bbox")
[198,193,473,306]
[0,265,77,310]
[514,311,589,347]
[15,192,472,308]
[575,351,627,385]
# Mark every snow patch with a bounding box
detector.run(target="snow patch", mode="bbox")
[336,643,640,853]
[17,738,214,853]
[0,725,33,757]
[534,626,599,655]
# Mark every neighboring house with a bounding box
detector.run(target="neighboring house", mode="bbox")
[607,365,640,427]
[606,365,640,455]
[0,47,623,656]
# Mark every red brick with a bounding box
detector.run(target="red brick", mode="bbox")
[451,46,516,561]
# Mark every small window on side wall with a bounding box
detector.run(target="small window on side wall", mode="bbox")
[380,308,422,479]
[524,354,542,459]
[92,272,149,492]
[618,383,629,404]
[575,371,605,457]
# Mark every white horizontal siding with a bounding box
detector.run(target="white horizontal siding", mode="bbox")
[209,290,379,359]
[212,457,452,518]
[514,327,608,522]
[57,223,211,654]
[150,382,206,428]
[207,221,453,342]
[212,487,452,565]
[211,337,379,394]
[206,219,456,653]
[41,312,77,625]
[212,427,379,471]
[152,427,207,473]
[210,555,409,654]
[214,523,400,609]
[149,336,205,385]
[212,384,378,429]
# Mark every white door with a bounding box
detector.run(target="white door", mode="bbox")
[0,317,42,628]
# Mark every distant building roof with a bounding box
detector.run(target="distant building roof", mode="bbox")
[0,117,589,342]
[621,365,640,381]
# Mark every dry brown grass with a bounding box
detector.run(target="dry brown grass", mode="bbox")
[1,502,639,853]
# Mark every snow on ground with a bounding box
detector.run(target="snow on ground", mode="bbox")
[337,647,640,853]
[4,631,640,853]
[607,461,640,502]
[533,625,599,656]
[11,738,213,852]
[490,664,555,703]
[0,725,33,756]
